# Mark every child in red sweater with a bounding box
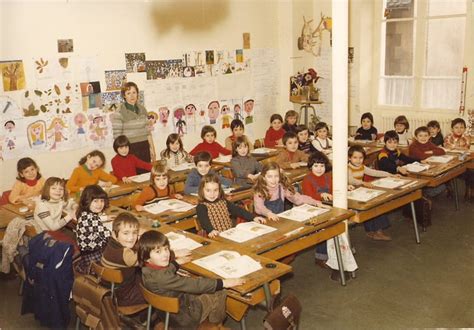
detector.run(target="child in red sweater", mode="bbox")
[111,135,152,183]
[264,114,286,147]
[190,125,231,159]
[409,126,445,161]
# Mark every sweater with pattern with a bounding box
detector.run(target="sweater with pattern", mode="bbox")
[110,102,149,143]
[377,147,416,174]
[443,133,471,150]
[133,185,177,207]
[33,199,73,232]
[75,211,111,252]
[160,149,193,168]
[347,163,390,186]
[196,199,255,233]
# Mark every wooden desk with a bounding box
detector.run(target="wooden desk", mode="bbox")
[1,202,35,218]
[283,167,309,184]
[103,182,141,198]
[348,178,428,242]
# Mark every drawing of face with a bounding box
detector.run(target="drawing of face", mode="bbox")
[244,100,254,115]
[147,113,157,126]
[208,101,219,120]
[4,121,15,132]
[159,107,170,124]
[54,119,62,131]
[234,104,241,114]
[221,105,230,115]
[93,117,103,126]
[74,114,86,127]
[32,125,42,137]
[185,104,196,116]
[174,108,185,120]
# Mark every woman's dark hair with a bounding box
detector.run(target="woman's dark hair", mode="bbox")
[79,150,106,167]
[121,82,139,98]
[16,157,41,182]
[137,230,170,267]
[76,185,109,218]
[348,145,366,159]
[360,112,374,124]
[113,135,130,153]
[307,151,332,172]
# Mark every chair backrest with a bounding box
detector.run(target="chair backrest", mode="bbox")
[0,190,11,206]
[91,262,124,285]
[140,283,179,314]
[173,181,185,194]
[24,225,38,238]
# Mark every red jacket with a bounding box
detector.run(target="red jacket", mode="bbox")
[408,140,445,161]
[189,141,231,159]
[111,154,152,181]
[302,172,332,200]
[264,128,286,147]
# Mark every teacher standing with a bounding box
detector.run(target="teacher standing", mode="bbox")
[111,82,156,171]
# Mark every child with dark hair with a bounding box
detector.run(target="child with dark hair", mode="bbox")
[184,152,231,195]
[275,132,309,169]
[444,118,471,150]
[312,122,332,154]
[74,185,111,274]
[409,126,445,161]
[282,110,298,133]
[377,130,416,175]
[160,133,193,169]
[296,124,316,153]
[264,114,286,147]
[224,119,253,151]
[427,120,444,146]
[138,230,243,329]
[9,157,45,204]
[230,136,262,186]
[67,150,117,193]
[190,125,231,159]
[354,112,378,141]
[111,135,152,182]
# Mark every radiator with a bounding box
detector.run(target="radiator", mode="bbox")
[381,115,453,135]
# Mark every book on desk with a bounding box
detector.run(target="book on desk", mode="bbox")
[192,250,262,279]
[219,222,277,243]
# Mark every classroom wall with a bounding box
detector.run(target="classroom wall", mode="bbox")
[0,0,281,191]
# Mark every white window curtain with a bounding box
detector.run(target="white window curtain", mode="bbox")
[379,77,414,106]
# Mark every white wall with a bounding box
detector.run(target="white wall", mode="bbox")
[0,0,280,191]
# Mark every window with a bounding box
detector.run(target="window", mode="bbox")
[378,0,467,110]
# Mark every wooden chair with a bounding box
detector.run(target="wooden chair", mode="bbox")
[173,181,185,194]
[220,168,234,180]
[140,283,179,330]
[90,262,148,316]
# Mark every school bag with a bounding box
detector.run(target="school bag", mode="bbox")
[72,274,121,330]
[263,294,302,330]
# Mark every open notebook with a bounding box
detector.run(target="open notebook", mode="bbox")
[213,155,232,163]
[129,173,150,183]
[165,232,202,251]
[278,204,330,222]
[192,250,262,279]
[425,155,454,163]
[252,147,277,154]
[404,162,430,173]
[143,199,195,215]
[371,177,411,189]
[347,187,385,202]
[219,222,276,243]
[170,163,195,172]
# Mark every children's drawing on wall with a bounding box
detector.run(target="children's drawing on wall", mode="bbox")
[47,116,68,150]
[57,39,74,53]
[74,57,100,83]
[105,70,127,91]
[147,111,158,132]
[1,60,26,92]
[166,60,183,79]
[0,95,21,119]
[146,60,166,80]
[101,91,123,112]
[125,53,146,73]
[220,101,232,129]
[243,99,254,124]
[22,82,80,116]
[243,33,251,49]
[232,100,243,121]
[297,14,332,57]
[184,103,197,130]
[73,113,88,138]
[88,114,108,143]
[205,50,215,76]
[183,66,195,78]
[27,120,47,149]
[173,107,187,136]
[158,106,170,127]
[4,120,17,151]
[80,81,101,110]
[207,101,220,125]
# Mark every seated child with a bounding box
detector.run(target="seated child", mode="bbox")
[312,122,332,155]
[230,136,262,186]
[184,152,232,195]
[33,177,75,233]
[408,126,445,161]
[224,119,253,152]
[101,212,147,306]
[254,162,322,221]
[264,114,286,147]
[111,135,152,183]
[394,115,410,145]
[9,157,45,204]
[354,112,378,141]
[296,124,316,153]
[138,230,244,329]
[377,130,416,175]
[348,146,394,241]
[67,150,117,194]
[160,133,193,169]
[276,132,309,170]
[75,185,111,274]
[190,125,231,159]
[427,120,444,147]
[196,173,266,238]
[282,110,298,133]
[444,118,471,150]
[133,163,182,211]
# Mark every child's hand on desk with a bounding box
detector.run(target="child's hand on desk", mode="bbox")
[397,166,408,175]
[122,177,133,184]
[362,182,374,188]
[348,185,355,191]
[174,248,191,258]
[174,194,184,200]
[223,278,246,288]
[321,193,333,201]
[253,216,267,224]
[208,230,220,238]
[135,205,145,212]
[176,255,192,265]
[267,212,279,222]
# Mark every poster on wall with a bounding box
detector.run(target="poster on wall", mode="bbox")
[105,70,127,91]
[1,61,26,92]
[125,53,146,73]
[57,39,74,53]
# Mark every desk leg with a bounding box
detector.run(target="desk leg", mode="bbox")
[410,202,421,244]
[452,179,459,211]
[263,282,272,311]
[334,236,346,286]
[240,317,247,330]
